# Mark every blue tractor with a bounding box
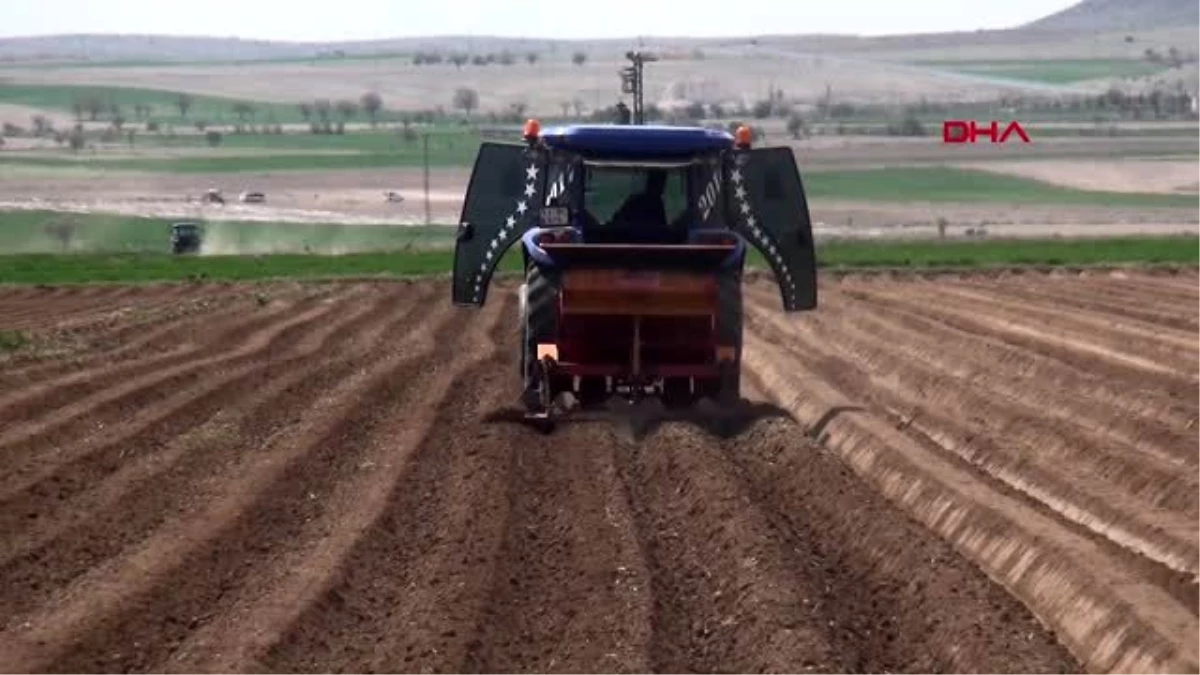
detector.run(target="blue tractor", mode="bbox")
[451,118,818,429]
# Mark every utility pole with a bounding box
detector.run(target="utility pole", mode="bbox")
[423,132,430,225]
[619,50,657,125]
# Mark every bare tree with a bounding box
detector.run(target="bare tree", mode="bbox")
[450,53,468,69]
[571,51,587,66]
[68,125,85,153]
[336,99,359,122]
[571,98,584,117]
[525,52,538,65]
[176,93,194,118]
[453,87,479,117]
[507,101,528,122]
[314,99,333,122]
[84,95,105,122]
[298,101,313,121]
[30,115,52,137]
[311,99,334,133]
[786,112,808,139]
[206,130,222,147]
[360,91,383,126]
[232,102,256,123]
[71,96,86,122]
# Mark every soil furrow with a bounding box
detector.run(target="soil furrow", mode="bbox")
[718,412,1081,672]
[745,299,1200,587]
[0,270,1192,673]
[461,412,654,673]
[748,283,1196,469]
[0,290,466,673]
[836,283,1198,405]
[843,280,1196,382]
[929,281,1199,364]
[742,331,1199,673]
[0,285,316,388]
[0,285,352,428]
[0,289,162,332]
[746,288,1198,514]
[0,288,359,475]
[1095,274,1199,303]
[990,277,1199,332]
[0,285,422,581]
[253,300,518,674]
[164,297,508,673]
[614,420,847,673]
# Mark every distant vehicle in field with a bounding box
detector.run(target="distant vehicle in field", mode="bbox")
[385,191,405,203]
[240,191,266,203]
[170,221,203,254]
[202,188,225,205]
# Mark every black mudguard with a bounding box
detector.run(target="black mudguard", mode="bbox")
[452,142,547,307]
[724,147,818,312]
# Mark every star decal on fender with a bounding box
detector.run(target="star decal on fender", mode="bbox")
[470,162,542,303]
[729,160,796,308]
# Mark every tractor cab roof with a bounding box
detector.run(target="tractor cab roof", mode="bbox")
[538,124,734,161]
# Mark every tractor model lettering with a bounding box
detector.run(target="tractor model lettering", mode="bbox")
[942,120,1031,144]
[698,170,722,222]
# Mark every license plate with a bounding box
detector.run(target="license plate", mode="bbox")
[540,206,569,226]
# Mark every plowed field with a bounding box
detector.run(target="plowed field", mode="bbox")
[0,269,1195,673]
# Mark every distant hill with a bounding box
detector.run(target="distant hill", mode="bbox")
[0,34,571,63]
[1023,0,1199,32]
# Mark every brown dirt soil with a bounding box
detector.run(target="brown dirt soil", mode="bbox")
[0,269,1195,673]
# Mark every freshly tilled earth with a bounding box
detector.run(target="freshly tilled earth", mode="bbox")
[0,269,1195,673]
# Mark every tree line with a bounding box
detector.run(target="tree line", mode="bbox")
[411,50,587,67]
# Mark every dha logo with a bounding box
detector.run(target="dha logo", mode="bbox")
[942,120,1031,144]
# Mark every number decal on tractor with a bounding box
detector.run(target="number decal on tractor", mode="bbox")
[541,206,570,226]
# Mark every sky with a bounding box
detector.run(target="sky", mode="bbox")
[3,0,1082,42]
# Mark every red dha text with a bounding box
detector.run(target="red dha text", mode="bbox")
[942,120,1031,144]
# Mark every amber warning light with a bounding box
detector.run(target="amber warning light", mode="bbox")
[523,118,541,141]
[734,125,753,148]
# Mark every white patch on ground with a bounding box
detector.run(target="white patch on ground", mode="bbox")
[953,159,1200,195]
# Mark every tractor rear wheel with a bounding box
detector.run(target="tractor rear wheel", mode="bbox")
[521,260,560,410]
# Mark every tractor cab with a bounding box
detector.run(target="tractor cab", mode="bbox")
[453,121,817,313]
[170,221,203,255]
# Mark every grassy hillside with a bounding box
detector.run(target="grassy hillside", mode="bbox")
[1024,0,1199,32]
